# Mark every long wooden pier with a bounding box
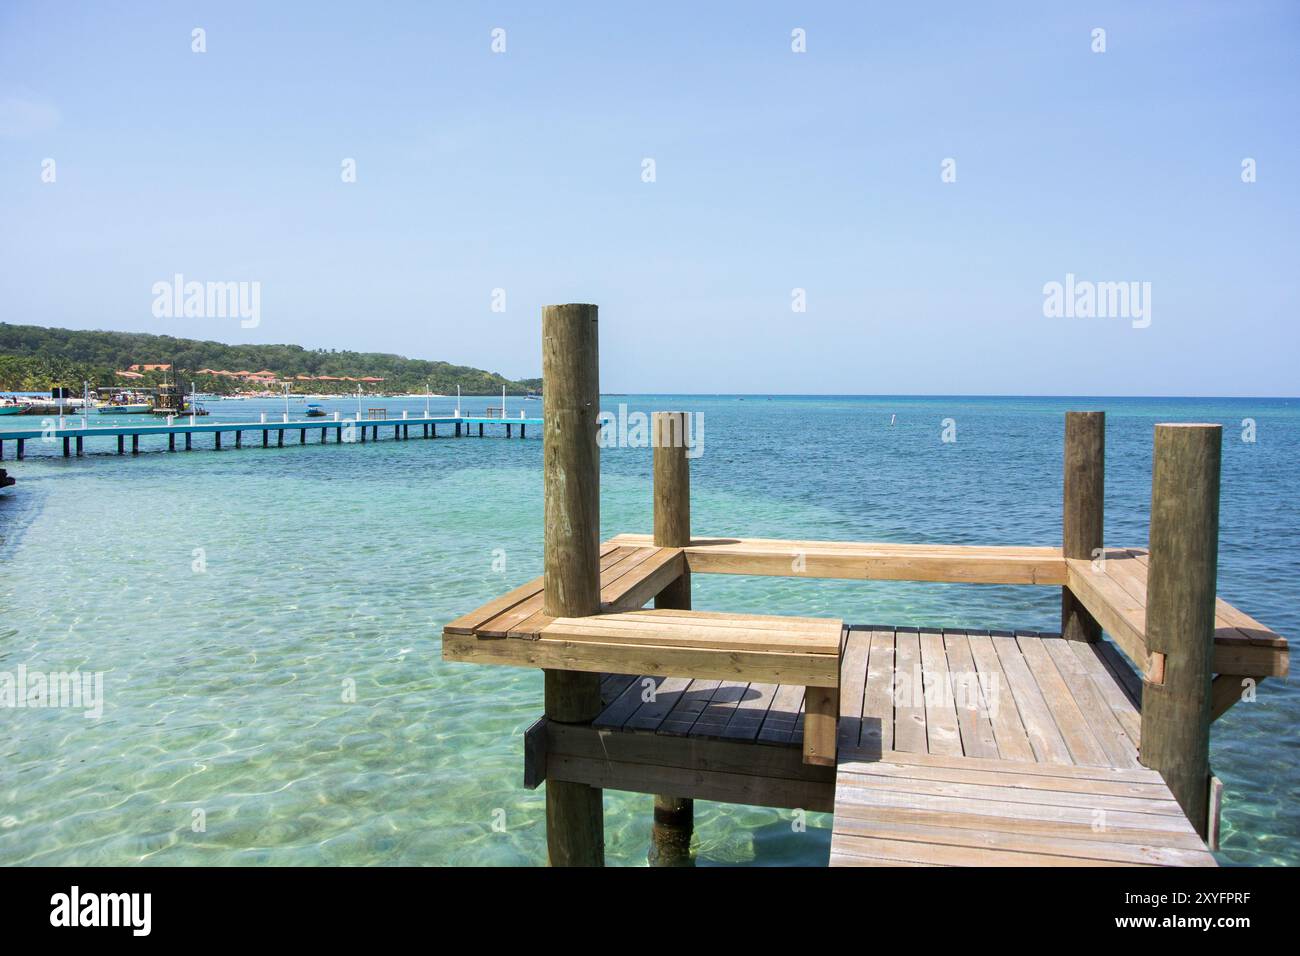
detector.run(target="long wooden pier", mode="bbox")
[441,304,1289,868]
[0,414,540,461]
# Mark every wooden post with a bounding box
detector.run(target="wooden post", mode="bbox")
[1139,423,1221,838]
[131,434,139,455]
[235,430,242,449]
[185,432,192,451]
[16,439,23,460]
[169,433,176,452]
[1062,411,1104,642]
[76,436,83,456]
[62,437,70,457]
[262,430,269,448]
[649,411,694,866]
[542,303,604,867]
[278,429,284,447]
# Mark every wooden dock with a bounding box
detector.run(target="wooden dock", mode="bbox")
[440,303,1289,867]
[0,413,540,461]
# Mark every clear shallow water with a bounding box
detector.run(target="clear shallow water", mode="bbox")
[0,395,1295,866]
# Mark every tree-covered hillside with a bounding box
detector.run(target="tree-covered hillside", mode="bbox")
[0,323,542,395]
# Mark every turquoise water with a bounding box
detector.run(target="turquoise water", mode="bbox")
[1,395,1295,866]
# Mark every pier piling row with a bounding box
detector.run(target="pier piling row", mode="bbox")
[0,415,537,461]
[442,303,1288,867]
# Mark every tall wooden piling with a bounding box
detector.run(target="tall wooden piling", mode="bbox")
[649,411,695,866]
[1139,423,1221,837]
[541,303,604,867]
[1062,411,1104,642]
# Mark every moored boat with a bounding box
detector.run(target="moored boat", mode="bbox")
[305,402,327,417]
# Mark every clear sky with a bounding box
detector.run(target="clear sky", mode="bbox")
[1,2,1296,395]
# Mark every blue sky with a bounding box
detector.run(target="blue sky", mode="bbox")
[1,2,1297,394]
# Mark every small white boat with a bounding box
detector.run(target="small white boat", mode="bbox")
[97,403,152,415]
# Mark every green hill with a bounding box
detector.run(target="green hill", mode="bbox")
[0,323,542,396]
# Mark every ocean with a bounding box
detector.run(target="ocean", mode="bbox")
[1,394,1295,866]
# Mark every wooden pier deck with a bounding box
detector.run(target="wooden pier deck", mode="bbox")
[445,533,1286,866]
[441,304,1289,868]
[0,413,541,460]
[509,624,1220,866]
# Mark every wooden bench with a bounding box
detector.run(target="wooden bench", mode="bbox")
[446,602,843,765]
[1065,548,1289,707]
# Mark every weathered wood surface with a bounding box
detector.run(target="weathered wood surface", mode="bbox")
[444,544,685,638]
[1066,548,1288,680]
[540,302,604,868]
[1140,424,1220,840]
[1062,411,1105,643]
[606,533,1067,585]
[831,751,1216,867]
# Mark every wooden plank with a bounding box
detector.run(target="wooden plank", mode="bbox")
[988,631,1073,764]
[594,675,657,730]
[833,808,1214,866]
[659,678,722,736]
[1065,558,1151,674]
[548,721,831,783]
[837,629,870,752]
[1068,640,1142,744]
[837,747,1166,784]
[835,769,1183,816]
[831,801,1207,850]
[828,831,1145,867]
[834,784,1198,835]
[721,681,780,741]
[1042,635,1140,768]
[601,548,686,612]
[803,685,838,766]
[1016,633,1111,767]
[625,676,695,731]
[917,629,963,756]
[860,629,896,756]
[1093,638,1143,707]
[606,533,1066,585]
[1208,775,1224,851]
[1210,674,1253,722]
[542,609,842,655]
[942,630,1000,759]
[479,545,633,638]
[965,631,1035,762]
[834,756,1173,798]
[446,631,842,687]
[442,541,621,635]
[685,680,751,737]
[757,684,805,744]
[523,717,547,789]
[442,575,545,635]
[547,754,834,812]
[892,629,927,753]
[600,674,637,706]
